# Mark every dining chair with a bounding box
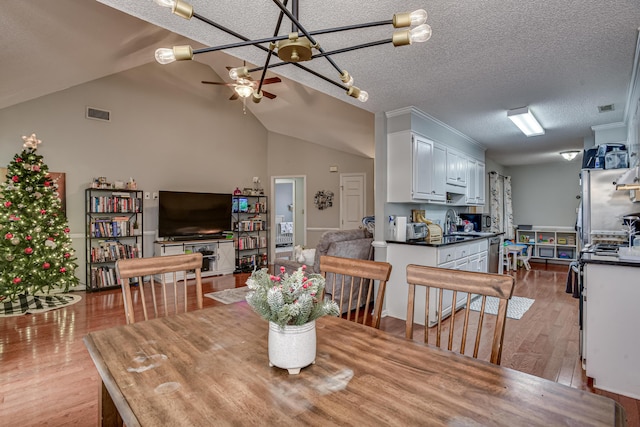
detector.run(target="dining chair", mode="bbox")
[319,255,392,329]
[115,253,204,324]
[405,264,515,365]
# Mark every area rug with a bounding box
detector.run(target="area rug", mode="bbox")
[205,286,249,304]
[468,296,534,320]
[0,293,83,317]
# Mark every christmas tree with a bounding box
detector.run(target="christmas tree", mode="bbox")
[0,134,79,301]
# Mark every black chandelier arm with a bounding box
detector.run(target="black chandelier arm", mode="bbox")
[258,0,289,93]
[247,60,348,91]
[310,39,393,59]
[192,10,348,92]
[270,0,343,76]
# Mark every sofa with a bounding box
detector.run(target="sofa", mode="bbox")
[273,229,374,312]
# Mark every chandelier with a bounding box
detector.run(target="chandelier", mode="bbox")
[153,0,431,104]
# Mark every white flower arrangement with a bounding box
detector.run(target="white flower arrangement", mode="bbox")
[245,265,339,328]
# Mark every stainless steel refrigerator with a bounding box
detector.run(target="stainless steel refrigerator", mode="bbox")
[580,168,636,246]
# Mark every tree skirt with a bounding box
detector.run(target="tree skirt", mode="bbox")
[0,293,82,317]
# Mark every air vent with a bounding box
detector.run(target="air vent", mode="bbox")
[597,104,615,113]
[86,106,111,122]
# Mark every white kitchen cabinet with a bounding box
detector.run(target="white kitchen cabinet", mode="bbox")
[446,148,467,187]
[385,239,489,325]
[583,262,640,399]
[466,158,477,203]
[387,131,444,202]
[477,161,486,205]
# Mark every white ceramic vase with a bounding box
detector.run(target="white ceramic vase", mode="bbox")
[268,320,316,375]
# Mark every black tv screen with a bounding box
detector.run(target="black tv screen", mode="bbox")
[158,191,232,239]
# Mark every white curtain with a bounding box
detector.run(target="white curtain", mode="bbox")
[489,172,514,240]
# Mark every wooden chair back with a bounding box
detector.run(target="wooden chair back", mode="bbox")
[319,255,392,329]
[405,264,515,365]
[115,253,204,324]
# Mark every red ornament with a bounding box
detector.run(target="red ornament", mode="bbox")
[43,262,51,270]
[4,201,11,207]
[59,267,67,273]
[40,209,46,215]
[26,235,32,241]
[47,237,54,241]
[24,247,33,255]
[13,277,21,284]
[16,158,22,163]
[64,227,70,233]
[64,253,70,259]
[32,165,40,172]
[44,181,51,187]
[4,233,13,239]
[12,175,19,183]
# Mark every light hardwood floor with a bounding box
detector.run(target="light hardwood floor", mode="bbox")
[0,263,638,426]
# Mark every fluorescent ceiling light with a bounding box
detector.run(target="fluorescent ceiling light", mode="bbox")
[507,107,545,137]
[560,150,580,161]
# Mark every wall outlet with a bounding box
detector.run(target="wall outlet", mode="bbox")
[144,192,150,200]
[153,192,158,200]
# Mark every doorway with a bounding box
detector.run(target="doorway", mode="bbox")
[272,176,306,262]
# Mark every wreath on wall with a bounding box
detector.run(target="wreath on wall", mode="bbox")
[314,190,334,210]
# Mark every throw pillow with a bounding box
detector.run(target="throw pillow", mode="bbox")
[301,249,316,266]
[292,245,302,262]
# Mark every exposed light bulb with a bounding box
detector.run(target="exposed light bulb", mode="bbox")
[229,68,240,80]
[357,90,369,102]
[409,9,428,26]
[155,48,176,64]
[343,74,354,87]
[153,0,176,8]
[409,24,432,43]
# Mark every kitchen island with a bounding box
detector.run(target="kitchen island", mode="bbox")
[385,233,498,325]
[581,251,640,399]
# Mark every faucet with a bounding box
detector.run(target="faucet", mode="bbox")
[445,209,458,234]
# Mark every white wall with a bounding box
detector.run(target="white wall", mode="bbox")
[506,160,582,227]
[0,60,374,284]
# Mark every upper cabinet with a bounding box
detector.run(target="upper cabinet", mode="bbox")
[465,159,486,205]
[388,131,445,203]
[446,148,467,187]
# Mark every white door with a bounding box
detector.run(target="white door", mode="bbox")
[340,173,365,230]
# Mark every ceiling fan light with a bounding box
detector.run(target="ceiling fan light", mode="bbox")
[507,107,545,137]
[560,151,580,161]
[252,91,263,104]
[409,24,432,44]
[347,87,368,102]
[340,71,354,87]
[235,85,254,98]
[410,9,428,26]
[155,48,176,64]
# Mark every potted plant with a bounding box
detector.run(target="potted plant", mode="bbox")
[245,265,339,374]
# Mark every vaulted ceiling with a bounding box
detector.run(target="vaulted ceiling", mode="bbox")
[2,1,640,165]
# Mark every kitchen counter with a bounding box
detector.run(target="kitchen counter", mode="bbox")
[387,232,500,247]
[580,251,640,267]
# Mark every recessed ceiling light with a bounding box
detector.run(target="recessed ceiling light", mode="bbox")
[597,104,615,113]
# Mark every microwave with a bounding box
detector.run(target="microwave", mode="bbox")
[406,222,427,240]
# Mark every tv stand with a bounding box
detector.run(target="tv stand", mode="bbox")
[154,238,235,281]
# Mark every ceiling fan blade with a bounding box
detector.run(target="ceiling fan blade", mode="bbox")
[202,81,234,86]
[262,91,277,100]
[229,92,239,101]
[261,77,282,85]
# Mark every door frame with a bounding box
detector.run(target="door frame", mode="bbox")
[271,175,307,263]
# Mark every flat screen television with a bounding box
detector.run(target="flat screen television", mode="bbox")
[158,191,232,240]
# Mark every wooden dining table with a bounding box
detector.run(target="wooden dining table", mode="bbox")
[84,302,624,426]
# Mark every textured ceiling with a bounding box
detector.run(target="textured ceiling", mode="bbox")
[2,0,640,165]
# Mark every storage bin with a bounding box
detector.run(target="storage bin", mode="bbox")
[538,247,554,258]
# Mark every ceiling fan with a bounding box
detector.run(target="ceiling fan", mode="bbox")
[201,66,281,101]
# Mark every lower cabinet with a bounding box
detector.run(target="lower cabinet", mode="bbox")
[153,239,235,281]
[385,239,488,325]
